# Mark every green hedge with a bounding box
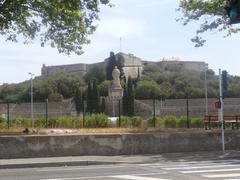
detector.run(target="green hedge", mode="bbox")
[0,114,204,129]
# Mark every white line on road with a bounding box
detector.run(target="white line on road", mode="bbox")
[40,172,168,180]
[110,175,169,180]
[203,173,240,178]
[163,164,240,170]
[181,168,240,174]
[37,165,125,172]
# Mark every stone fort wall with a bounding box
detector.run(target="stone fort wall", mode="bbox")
[41,53,207,77]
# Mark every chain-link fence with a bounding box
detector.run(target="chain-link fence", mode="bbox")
[1,98,240,129]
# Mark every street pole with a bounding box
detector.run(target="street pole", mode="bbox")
[219,69,225,153]
[205,66,209,115]
[29,72,34,128]
[45,98,48,128]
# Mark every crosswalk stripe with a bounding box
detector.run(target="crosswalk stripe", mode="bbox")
[163,164,240,170]
[203,173,240,178]
[111,175,169,180]
[181,168,240,174]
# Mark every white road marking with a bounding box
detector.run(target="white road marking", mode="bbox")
[181,168,240,174]
[224,179,240,180]
[203,173,240,178]
[37,165,125,172]
[111,175,169,180]
[40,172,168,180]
[163,164,240,170]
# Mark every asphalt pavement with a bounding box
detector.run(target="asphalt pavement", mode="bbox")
[1,150,240,169]
[2,151,240,180]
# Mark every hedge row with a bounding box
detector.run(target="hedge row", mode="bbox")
[0,114,204,129]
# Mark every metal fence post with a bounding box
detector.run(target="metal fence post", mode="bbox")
[153,98,156,128]
[7,102,10,129]
[45,98,48,128]
[118,99,121,127]
[83,100,85,127]
[186,97,190,128]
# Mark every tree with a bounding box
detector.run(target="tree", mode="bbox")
[106,52,117,80]
[178,0,237,47]
[0,0,111,55]
[135,80,161,99]
[100,97,106,113]
[74,87,83,115]
[92,79,100,113]
[122,84,128,115]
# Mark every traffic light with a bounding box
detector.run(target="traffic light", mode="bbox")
[226,0,240,24]
[222,70,228,91]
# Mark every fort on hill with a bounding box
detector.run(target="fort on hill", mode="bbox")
[41,52,208,78]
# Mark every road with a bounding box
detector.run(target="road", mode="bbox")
[2,158,240,180]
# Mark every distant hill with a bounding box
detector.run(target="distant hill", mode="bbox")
[0,56,240,103]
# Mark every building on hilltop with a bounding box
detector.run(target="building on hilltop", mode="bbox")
[105,52,143,79]
[160,57,208,71]
[41,63,87,76]
[41,53,207,77]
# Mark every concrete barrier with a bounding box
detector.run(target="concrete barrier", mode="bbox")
[1,131,240,159]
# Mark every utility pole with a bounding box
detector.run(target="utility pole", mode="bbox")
[219,69,225,153]
[29,72,34,127]
[205,66,209,115]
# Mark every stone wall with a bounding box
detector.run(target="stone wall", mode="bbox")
[41,63,87,76]
[0,132,240,158]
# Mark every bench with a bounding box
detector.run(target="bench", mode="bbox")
[204,115,240,130]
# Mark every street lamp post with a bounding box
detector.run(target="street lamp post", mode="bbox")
[205,65,209,116]
[29,72,34,127]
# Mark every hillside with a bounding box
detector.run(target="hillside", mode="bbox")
[0,62,240,103]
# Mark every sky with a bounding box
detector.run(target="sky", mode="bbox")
[0,0,240,85]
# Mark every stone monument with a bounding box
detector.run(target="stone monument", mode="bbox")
[108,66,123,116]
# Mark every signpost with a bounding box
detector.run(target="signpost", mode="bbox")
[219,69,225,153]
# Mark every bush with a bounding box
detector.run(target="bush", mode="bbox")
[84,114,109,128]
[119,116,131,127]
[131,116,143,127]
[0,122,7,129]
[191,116,204,128]
[12,116,31,127]
[177,116,188,128]
[147,116,164,128]
[163,115,177,128]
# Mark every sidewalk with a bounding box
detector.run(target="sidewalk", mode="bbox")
[0,150,240,169]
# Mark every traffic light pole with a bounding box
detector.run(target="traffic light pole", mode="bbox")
[219,69,225,153]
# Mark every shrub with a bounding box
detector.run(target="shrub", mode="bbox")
[12,116,31,127]
[147,116,164,128]
[119,116,132,127]
[0,122,7,129]
[177,116,188,128]
[131,116,143,127]
[163,115,177,128]
[84,114,109,128]
[191,116,204,128]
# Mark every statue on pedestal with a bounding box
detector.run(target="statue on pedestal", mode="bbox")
[108,66,123,116]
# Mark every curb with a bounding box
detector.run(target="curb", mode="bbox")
[0,160,139,169]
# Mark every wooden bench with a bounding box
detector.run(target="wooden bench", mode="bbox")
[204,115,240,130]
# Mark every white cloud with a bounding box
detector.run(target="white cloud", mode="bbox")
[97,19,147,38]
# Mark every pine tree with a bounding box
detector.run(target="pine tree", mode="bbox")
[127,76,135,116]
[92,79,100,113]
[74,87,83,115]
[106,52,117,80]
[122,84,128,115]
[100,97,106,113]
